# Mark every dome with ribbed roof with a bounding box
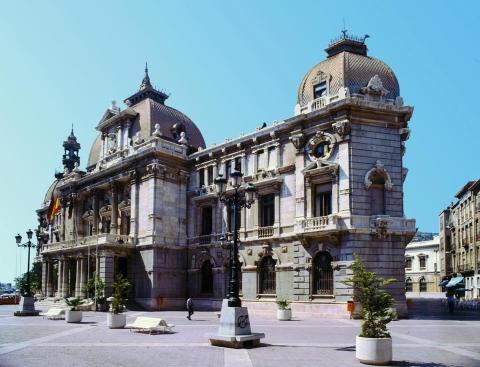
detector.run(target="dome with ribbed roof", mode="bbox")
[297,33,399,108]
[87,66,206,168]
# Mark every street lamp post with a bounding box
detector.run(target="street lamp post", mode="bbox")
[214,169,256,307]
[208,168,265,348]
[14,229,40,316]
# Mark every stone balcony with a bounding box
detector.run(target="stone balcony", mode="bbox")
[300,215,339,233]
[187,233,223,246]
[41,233,134,255]
[258,226,275,239]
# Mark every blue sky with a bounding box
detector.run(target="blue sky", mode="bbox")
[1,1,479,283]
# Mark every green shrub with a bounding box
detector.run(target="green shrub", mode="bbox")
[110,274,130,314]
[276,299,290,310]
[65,297,84,311]
[343,255,396,338]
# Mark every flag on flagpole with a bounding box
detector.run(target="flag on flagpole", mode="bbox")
[48,197,61,224]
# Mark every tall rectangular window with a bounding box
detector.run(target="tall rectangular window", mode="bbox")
[201,206,213,235]
[207,166,214,185]
[225,160,232,179]
[199,168,205,187]
[314,184,332,217]
[267,146,276,170]
[234,157,242,173]
[260,194,275,227]
[419,256,426,269]
[405,257,412,269]
[257,150,266,171]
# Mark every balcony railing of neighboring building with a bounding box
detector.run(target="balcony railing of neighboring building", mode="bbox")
[258,226,274,239]
[42,233,132,253]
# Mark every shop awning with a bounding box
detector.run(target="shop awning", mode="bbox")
[445,276,464,288]
[438,279,449,287]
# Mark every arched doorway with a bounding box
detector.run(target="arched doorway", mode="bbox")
[312,251,333,295]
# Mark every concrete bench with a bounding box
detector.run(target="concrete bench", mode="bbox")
[126,316,175,334]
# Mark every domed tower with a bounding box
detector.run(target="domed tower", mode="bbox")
[290,31,414,317]
[295,31,401,115]
[62,126,81,172]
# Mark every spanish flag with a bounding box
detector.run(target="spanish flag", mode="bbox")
[48,197,61,224]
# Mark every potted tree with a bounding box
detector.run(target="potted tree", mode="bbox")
[107,274,130,329]
[65,298,85,323]
[82,272,106,311]
[276,299,292,321]
[344,255,396,365]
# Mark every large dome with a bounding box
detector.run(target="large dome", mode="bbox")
[297,35,399,108]
[87,67,206,168]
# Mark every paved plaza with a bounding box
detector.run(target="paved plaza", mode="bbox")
[1,301,479,367]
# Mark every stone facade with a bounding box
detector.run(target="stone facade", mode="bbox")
[36,33,415,316]
[439,180,480,299]
[405,233,442,295]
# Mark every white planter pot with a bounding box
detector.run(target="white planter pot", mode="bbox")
[65,310,83,323]
[356,336,392,365]
[277,309,292,321]
[107,313,126,329]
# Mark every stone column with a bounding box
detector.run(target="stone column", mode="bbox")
[46,261,53,297]
[75,257,81,297]
[100,133,106,161]
[111,184,118,235]
[41,260,48,297]
[61,198,67,241]
[99,251,115,297]
[57,259,63,298]
[62,259,70,297]
[80,257,87,299]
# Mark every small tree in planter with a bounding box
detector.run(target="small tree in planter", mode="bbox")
[343,255,396,365]
[107,274,130,329]
[276,299,292,321]
[82,272,106,311]
[65,298,85,323]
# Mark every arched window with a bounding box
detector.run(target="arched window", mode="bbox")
[419,277,427,292]
[405,277,413,292]
[201,261,213,294]
[312,251,333,295]
[259,256,276,294]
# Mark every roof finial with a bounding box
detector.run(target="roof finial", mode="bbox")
[139,62,152,91]
[71,123,74,136]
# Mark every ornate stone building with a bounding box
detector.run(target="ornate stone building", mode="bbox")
[439,180,480,299]
[36,33,415,316]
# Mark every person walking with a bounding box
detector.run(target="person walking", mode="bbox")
[447,292,455,314]
[186,297,194,320]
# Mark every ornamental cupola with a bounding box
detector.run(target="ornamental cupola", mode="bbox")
[62,126,81,172]
[124,63,169,106]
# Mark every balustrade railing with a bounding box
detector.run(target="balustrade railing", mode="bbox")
[258,226,274,238]
[301,216,331,231]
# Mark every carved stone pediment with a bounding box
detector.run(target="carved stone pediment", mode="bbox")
[302,160,338,184]
[118,199,131,213]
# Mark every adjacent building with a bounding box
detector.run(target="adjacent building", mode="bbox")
[439,180,480,299]
[405,232,441,294]
[35,32,415,316]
